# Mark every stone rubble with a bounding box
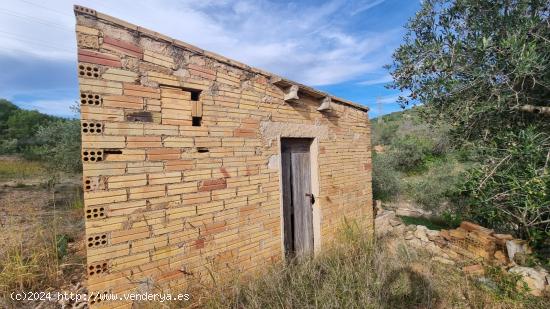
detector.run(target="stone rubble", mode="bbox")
[375,203,550,297]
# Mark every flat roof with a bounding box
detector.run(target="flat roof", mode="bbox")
[73,5,369,113]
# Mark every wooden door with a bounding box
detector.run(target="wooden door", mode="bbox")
[281,138,314,257]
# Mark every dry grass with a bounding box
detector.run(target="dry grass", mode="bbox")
[0,181,85,308]
[140,222,548,309]
[0,157,44,181]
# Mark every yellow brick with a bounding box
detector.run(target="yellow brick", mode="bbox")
[108,174,147,189]
[143,50,174,68]
[163,136,194,147]
[102,68,138,82]
[129,184,166,200]
[82,135,126,148]
[149,172,181,185]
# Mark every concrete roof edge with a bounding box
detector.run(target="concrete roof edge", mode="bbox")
[73,5,370,113]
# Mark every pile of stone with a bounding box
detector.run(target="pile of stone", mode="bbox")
[375,205,550,296]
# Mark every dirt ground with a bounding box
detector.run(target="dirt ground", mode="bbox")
[0,157,87,308]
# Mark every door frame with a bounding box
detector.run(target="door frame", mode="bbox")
[278,135,321,259]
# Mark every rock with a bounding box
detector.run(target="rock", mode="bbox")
[506,239,532,262]
[426,229,440,241]
[425,241,443,255]
[493,233,514,246]
[404,231,414,240]
[375,200,383,213]
[389,218,402,227]
[432,256,455,265]
[493,250,508,265]
[460,221,494,235]
[462,264,485,275]
[509,266,547,296]
[439,229,451,240]
[414,225,429,242]
[407,237,423,248]
[375,210,396,236]
[395,207,432,218]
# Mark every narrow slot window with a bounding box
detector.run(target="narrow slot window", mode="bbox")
[191,91,200,101]
[192,116,202,127]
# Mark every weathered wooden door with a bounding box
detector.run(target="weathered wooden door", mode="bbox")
[281,138,314,257]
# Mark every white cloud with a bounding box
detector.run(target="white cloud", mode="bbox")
[350,0,387,15]
[0,0,401,86]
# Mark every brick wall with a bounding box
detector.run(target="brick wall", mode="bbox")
[75,5,372,308]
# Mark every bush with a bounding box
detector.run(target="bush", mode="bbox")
[372,153,401,201]
[461,127,550,248]
[404,159,466,211]
[30,120,82,174]
[388,135,434,173]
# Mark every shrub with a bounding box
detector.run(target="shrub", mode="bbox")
[404,159,466,211]
[30,120,82,174]
[461,127,550,248]
[388,135,434,173]
[372,153,401,201]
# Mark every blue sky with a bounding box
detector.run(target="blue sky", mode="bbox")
[0,0,420,118]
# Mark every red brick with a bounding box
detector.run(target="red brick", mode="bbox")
[219,167,231,178]
[234,128,256,138]
[78,49,121,67]
[194,238,205,249]
[198,178,227,191]
[103,35,143,59]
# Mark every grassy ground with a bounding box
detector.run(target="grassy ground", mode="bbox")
[0,156,44,181]
[141,224,549,309]
[0,157,85,309]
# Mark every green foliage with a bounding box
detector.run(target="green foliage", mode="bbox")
[388,134,434,173]
[398,215,450,230]
[387,0,550,141]
[30,120,82,174]
[0,99,19,136]
[55,234,68,260]
[404,157,467,210]
[484,266,530,300]
[387,0,550,248]
[460,127,550,247]
[0,98,81,174]
[372,153,401,201]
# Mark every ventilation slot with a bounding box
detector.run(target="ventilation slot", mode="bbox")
[78,63,100,78]
[80,92,102,106]
[192,116,202,127]
[86,206,106,220]
[87,234,108,248]
[82,149,104,162]
[88,261,109,276]
[104,149,122,155]
[197,147,209,153]
[126,111,153,122]
[82,121,103,134]
[190,90,201,101]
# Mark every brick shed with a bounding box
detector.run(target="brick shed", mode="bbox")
[74,5,372,307]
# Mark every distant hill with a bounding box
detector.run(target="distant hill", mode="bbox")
[0,98,69,156]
